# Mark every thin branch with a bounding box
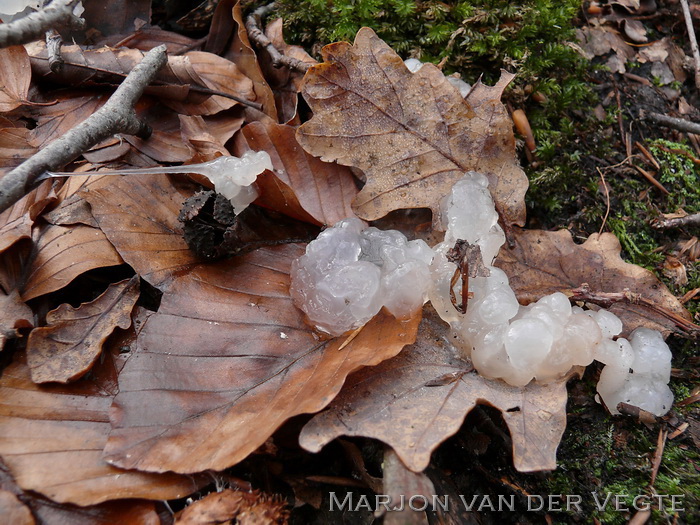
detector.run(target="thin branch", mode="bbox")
[641,110,700,135]
[45,28,64,73]
[567,284,700,338]
[0,45,168,215]
[680,0,700,90]
[0,0,84,49]
[652,212,700,230]
[245,2,312,74]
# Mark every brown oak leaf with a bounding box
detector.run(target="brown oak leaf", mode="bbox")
[300,307,570,473]
[495,229,693,336]
[27,276,140,384]
[297,27,527,227]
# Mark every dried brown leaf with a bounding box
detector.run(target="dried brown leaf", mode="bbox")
[0,127,37,172]
[82,175,199,289]
[0,46,31,112]
[0,489,34,525]
[0,180,57,253]
[27,43,255,116]
[21,223,124,301]
[237,118,359,226]
[495,229,692,335]
[0,348,202,505]
[261,18,317,124]
[28,93,107,149]
[103,244,420,474]
[300,307,569,473]
[297,28,527,227]
[382,449,435,525]
[27,276,140,384]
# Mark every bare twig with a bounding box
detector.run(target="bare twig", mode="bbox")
[652,212,700,230]
[245,3,312,74]
[642,110,700,135]
[0,45,168,215]
[680,0,700,90]
[0,0,84,49]
[631,164,670,195]
[567,284,700,338]
[45,28,63,73]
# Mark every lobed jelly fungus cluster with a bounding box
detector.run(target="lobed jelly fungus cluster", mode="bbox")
[206,151,273,214]
[290,172,674,416]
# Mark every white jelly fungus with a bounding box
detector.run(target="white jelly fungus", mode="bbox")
[290,171,674,416]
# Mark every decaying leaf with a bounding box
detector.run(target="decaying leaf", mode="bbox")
[0,489,34,525]
[83,174,199,289]
[27,276,140,384]
[495,229,692,335]
[300,307,570,473]
[0,46,31,113]
[297,28,527,227]
[103,244,420,473]
[0,180,57,253]
[21,223,124,301]
[175,489,289,525]
[237,118,359,226]
[0,345,202,505]
[0,289,33,352]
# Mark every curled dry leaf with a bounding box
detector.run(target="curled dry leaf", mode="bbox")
[0,489,34,525]
[175,489,289,525]
[495,229,692,335]
[26,43,255,116]
[27,276,140,384]
[297,28,527,227]
[82,175,199,289]
[300,307,570,473]
[103,244,420,473]
[237,118,359,226]
[21,223,124,302]
[0,180,56,253]
[0,347,202,505]
[0,46,31,113]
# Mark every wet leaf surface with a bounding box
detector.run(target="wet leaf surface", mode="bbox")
[300,307,569,473]
[103,244,420,473]
[27,276,140,384]
[495,229,692,335]
[297,28,528,226]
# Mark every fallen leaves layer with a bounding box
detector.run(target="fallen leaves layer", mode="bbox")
[495,229,693,335]
[0,46,31,113]
[237,117,359,226]
[21,223,124,301]
[27,276,140,384]
[300,307,569,473]
[83,174,199,289]
[103,244,420,473]
[297,27,528,227]
[0,345,202,506]
[0,180,56,254]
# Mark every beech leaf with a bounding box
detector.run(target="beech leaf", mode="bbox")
[237,118,359,226]
[83,175,199,289]
[297,28,528,227]
[0,346,202,506]
[27,276,140,384]
[21,223,124,301]
[103,244,419,474]
[495,229,692,335]
[0,180,56,254]
[0,46,31,113]
[300,307,569,473]
[0,490,34,525]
